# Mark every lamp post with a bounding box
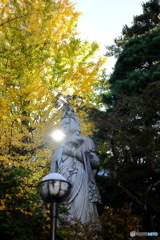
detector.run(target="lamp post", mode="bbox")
[38,173,71,240]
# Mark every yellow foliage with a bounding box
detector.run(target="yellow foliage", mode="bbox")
[0,0,106,175]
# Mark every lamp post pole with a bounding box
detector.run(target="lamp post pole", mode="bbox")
[50,202,57,240]
[38,173,71,240]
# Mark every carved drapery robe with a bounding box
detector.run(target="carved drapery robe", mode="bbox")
[50,136,102,223]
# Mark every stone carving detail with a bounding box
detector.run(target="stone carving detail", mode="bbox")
[50,105,102,223]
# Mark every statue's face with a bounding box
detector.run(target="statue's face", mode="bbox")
[62,118,77,134]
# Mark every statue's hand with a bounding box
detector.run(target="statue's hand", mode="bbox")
[62,145,74,157]
[62,144,83,162]
[68,136,83,147]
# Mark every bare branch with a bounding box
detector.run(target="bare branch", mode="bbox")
[0,14,29,27]
[118,181,147,213]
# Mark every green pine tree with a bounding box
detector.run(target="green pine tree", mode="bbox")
[105,0,160,57]
[92,0,160,234]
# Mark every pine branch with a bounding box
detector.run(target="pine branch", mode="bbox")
[118,181,147,213]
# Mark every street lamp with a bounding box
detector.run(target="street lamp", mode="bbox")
[38,173,71,240]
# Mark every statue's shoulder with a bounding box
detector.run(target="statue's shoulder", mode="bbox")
[81,136,93,142]
[81,135,96,141]
[53,144,63,157]
[81,136,98,152]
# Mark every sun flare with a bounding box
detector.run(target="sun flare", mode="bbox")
[50,129,65,142]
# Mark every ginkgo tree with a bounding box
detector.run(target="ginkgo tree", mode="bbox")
[0,0,106,171]
[0,1,106,238]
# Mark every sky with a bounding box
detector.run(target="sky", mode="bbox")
[71,0,148,73]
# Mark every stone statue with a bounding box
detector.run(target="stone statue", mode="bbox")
[50,105,102,223]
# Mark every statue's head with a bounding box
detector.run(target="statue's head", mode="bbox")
[61,105,81,136]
